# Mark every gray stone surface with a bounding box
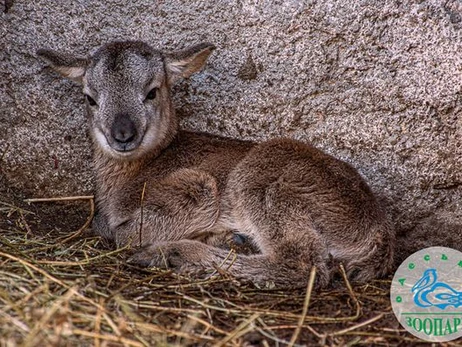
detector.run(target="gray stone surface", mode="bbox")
[2,0,461,235]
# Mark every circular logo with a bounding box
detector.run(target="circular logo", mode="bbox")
[391,247,462,342]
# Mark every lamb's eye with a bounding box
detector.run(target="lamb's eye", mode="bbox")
[86,95,97,106]
[146,88,157,100]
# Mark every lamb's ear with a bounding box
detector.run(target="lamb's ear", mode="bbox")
[36,48,89,84]
[164,43,215,84]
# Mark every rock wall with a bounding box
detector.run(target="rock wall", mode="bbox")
[2,0,461,234]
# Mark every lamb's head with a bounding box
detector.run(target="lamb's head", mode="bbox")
[37,41,215,160]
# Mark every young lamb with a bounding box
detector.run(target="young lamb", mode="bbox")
[37,40,395,287]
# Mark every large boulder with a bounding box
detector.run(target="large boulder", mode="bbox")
[2,0,461,235]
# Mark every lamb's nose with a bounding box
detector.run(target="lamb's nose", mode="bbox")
[111,114,137,144]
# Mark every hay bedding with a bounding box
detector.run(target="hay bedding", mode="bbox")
[0,197,453,347]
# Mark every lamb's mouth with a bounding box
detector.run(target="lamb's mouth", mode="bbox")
[93,127,144,158]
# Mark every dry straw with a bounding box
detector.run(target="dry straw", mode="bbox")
[0,197,437,346]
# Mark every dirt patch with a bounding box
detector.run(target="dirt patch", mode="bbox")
[0,175,89,238]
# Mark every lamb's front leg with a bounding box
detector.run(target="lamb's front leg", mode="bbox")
[129,239,232,272]
[129,238,331,288]
[112,168,221,247]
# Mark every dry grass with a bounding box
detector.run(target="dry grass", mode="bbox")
[0,197,458,346]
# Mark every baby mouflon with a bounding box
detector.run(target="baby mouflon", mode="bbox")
[37,40,395,287]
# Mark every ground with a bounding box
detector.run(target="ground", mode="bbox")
[0,183,459,346]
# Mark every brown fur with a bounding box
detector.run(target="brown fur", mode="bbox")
[37,40,395,288]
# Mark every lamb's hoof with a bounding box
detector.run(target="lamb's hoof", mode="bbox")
[127,252,157,268]
[127,243,179,269]
[232,233,249,245]
[230,232,260,255]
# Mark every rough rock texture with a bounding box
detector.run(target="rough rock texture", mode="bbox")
[2,0,461,245]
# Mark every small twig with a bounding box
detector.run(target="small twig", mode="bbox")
[22,286,78,347]
[223,249,238,271]
[339,263,361,320]
[123,300,203,315]
[102,312,122,337]
[23,195,95,243]
[304,324,324,340]
[330,313,385,336]
[58,197,95,243]
[0,201,34,215]
[288,266,316,347]
[213,313,260,347]
[19,210,33,237]
[72,330,144,347]
[256,327,304,347]
[0,310,30,333]
[24,195,94,203]
[185,314,228,335]
[134,321,215,342]
[0,236,36,262]
[0,282,48,314]
[256,317,306,347]
[139,182,147,247]
[207,248,237,279]
[94,298,104,347]
[177,312,201,346]
[36,244,129,266]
